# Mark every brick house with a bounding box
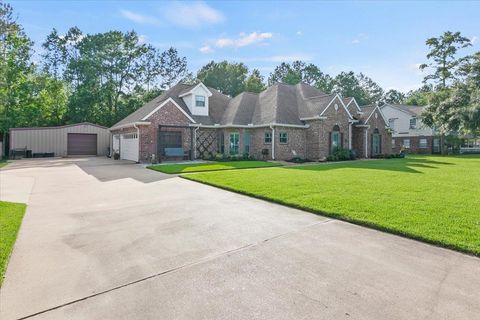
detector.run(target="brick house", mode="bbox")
[110,82,392,162]
[380,104,441,154]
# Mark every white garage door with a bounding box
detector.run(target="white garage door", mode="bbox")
[120,133,139,162]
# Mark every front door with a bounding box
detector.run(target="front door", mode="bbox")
[229,132,239,155]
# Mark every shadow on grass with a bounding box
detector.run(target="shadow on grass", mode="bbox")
[286,157,455,174]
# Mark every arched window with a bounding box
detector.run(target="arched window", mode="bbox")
[330,125,342,153]
[372,128,381,155]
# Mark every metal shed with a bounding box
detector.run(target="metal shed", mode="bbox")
[9,122,110,157]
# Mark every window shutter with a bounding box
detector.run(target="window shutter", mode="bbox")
[341,133,344,148]
[329,132,332,154]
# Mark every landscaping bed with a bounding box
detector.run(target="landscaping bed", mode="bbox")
[182,155,480,256]
[0,201,27,286]
[148,160,281,174]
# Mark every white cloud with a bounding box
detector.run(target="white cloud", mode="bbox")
[199,45,214,54]
[352,39,360,44]
[214,32,273,48]
[296,31,302,36]
[472,36,478,44]
[163,1,224,28]
[351,33,368,44]
[229,54,313,63]
[120,9,161,26]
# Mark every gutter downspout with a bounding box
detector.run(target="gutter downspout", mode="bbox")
[270,125,275,160]
[133,123,140,163]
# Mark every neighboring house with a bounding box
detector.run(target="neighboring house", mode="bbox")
[381,104,441,154]
[110,82,392,162]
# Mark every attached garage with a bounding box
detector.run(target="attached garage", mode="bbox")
[119,133,139,162]
[10,122,110,157]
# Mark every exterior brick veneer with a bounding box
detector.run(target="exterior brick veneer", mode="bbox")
[392,135,435,154]
[352,108,392,157]
[113,97,393,162]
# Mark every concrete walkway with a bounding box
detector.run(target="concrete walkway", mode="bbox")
[0,157,479,319]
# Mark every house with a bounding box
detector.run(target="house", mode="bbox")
[380,104,441,154]
[109,82,392,162]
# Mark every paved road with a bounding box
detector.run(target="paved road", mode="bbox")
[0,157,479,319]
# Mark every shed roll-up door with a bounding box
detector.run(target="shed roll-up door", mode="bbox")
[67,133,97,155]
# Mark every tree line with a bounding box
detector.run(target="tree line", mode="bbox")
[1,1,478,152]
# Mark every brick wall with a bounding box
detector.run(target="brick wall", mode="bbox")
[392,136,434,154]
[364,110,392,157]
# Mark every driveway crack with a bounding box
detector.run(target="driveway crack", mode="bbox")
[17,218,333,320]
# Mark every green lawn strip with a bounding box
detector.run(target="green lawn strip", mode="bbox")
[0,160,8,168]
[0,201,27,286]
[148,160,281,174]
[182,155,480,256]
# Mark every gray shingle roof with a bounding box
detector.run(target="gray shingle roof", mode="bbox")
[383,104,424,116]
[111,82,344,129]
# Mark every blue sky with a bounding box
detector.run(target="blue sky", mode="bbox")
[11,0,480,92]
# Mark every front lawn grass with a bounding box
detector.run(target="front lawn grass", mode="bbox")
[148,160,281,174]
[183,155,480,256]
[0,201,27,286]
[0,160,7,168]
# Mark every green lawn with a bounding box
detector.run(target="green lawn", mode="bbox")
[183,155,480,256]
[148,160,281,174]
[0,201,26,286]
[0,160,7,168]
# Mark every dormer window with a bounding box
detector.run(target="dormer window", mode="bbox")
[195,95,205,107]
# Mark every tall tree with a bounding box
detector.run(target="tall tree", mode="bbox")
[419,31,472,88]
[404,85,433,106]
[381,89,406,105]
[42,27,191,126]
[268,61,334,92]
[245,69,266,93]
[332,72,383,105]
[197,61,248,97]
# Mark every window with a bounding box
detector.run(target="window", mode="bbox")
[388,118,395,129]
[217,132,224,154]
[392,139,396,146]
[279,132,288,144]
[229,132,239,155]
[433,138,440,153]
[419,138,428,148]
[264,131,272,144]
[330,125,341,153]
[195,95,205,107]
[409,117,417,129]
[244,131,251,154]
[372,128,381,155]
[403,139,410,149]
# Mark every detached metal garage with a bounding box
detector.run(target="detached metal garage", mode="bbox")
[10,122,110,157]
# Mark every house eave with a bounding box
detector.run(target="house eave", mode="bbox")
[190,123,310,129]
[109,121,151,131]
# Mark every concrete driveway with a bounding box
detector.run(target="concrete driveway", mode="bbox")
[0,157,479,319]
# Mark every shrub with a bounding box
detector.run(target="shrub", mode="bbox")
[327,147,353,162]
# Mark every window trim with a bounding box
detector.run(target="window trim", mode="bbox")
[279,131,288,144]
[264,131,272,144]
[403,138,411,149]
[409,117,417,129]
[195,95,205,107]
[419,138,428,148]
